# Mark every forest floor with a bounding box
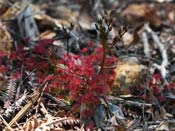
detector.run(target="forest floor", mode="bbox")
[0,0,175,130]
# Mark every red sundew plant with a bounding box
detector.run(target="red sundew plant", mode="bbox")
[57,47,117,104]
[54,47,117,120]
[149,74,163,95]
[0,51,10,77]
[0,39,58,87]
[0,37,117,124]
[147,73,175,102]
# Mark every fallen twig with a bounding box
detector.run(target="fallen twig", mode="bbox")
[147,119,175,125]
[43,93,70,110]
[4,82,48,130]
[145,23,169,83]
[142,28,151,58]
[0,115,14,131]
[107,96,152,108]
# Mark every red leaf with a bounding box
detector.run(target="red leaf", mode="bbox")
[0,51,6,57]
[13,72,21,80]
[81,48,88,53]
[0,66,8,74]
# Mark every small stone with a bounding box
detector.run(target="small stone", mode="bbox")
[112,56,147,95]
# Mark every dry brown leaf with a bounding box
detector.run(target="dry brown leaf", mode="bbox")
[39,30,56,40]
[0,0,9,16]
[34,117,80,131]
[168,11,175,22]
[155,122,169,131]
[39,4,79,22]
[78,12,94,29]
[122,32,134,47]
[121,4,162,27]
[0,2,40,20]
[0,22,13,54]
[23,116,42,131]
[0,5,18,20]
[54,5,79,21]
[34,13,70,28]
